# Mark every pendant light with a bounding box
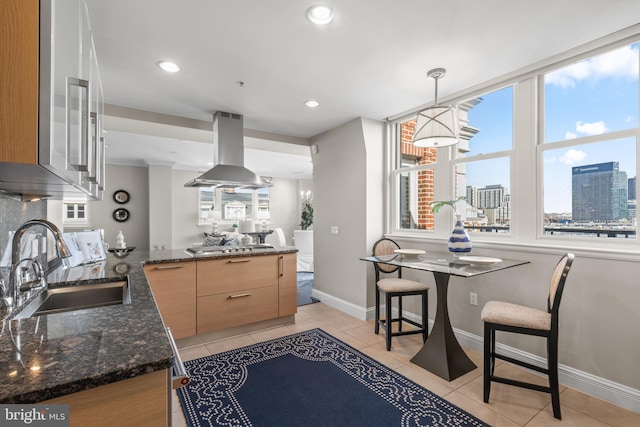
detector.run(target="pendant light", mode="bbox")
[412,68,459,148]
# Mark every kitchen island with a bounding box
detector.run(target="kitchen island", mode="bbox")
[0,246,298,415]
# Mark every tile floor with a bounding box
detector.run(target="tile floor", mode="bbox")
[172,303,640,426]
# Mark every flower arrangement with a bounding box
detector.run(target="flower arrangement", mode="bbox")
[429,196,466,216]
[300,200,313,230]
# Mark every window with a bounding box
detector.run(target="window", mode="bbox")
[198,184,271,225]
[389,37,640,251]
[394,118,438,231]
[63,201,89,225]
[453,86,513,235]
[542,43,638,239]
[199,188,215,222]
[392,86,513,235]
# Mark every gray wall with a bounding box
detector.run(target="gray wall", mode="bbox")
[55,164,151,251]
[309,116,640,408]
[311,117,384,308]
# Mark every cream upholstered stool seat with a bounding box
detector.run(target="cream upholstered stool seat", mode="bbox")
[372,238,430,351]
[481,301,551,331]
[481,253,574,420]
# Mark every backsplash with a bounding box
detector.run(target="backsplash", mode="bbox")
[0,197,47,281]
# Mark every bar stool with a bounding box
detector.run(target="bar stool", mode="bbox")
[372,238,430,351]
[481,253,574,420]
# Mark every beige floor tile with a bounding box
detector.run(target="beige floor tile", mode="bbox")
[292,309,320,324]
[357,345,407,370]
[171,408,188,427]
[343,323,387,346]
[204,334,257,354]
[320,312,368,331]
[178,344,210,361]
[323,329,370,350]
[171,390,181,413]
[560,387,640,426]
[248,324,296,342]
[526,404,611,426]
[456,364,557,425]
[445,391,521,427]
[171,302,639,427]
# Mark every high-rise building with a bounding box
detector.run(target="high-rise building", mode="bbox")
[572,162,628,222]
[477,184,505,209]
[629,177,636,200]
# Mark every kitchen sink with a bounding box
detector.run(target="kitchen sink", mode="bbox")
[11,280,131,320]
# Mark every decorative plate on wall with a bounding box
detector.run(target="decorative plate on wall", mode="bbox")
[113,189,130,204]
[113,208,130,222]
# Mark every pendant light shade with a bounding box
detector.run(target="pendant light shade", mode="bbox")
[412,68,459,148]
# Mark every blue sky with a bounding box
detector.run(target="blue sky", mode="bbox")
[462,43,639,214]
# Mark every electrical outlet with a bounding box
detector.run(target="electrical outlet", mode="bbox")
[470,292,478,306]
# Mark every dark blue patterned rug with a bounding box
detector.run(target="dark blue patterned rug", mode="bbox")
[177,328,489,427]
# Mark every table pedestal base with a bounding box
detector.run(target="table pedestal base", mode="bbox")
[410,272,477,381]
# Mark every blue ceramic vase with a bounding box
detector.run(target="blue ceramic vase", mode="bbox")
[448,214,472,256]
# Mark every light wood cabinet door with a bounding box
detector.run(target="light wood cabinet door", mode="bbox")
[278,253,298,316]
[44,369,168,427]
[0,0,39,163]
[197,286,279,334]
[197,255,278,297]
[144,261,196,339]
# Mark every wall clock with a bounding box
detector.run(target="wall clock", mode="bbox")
[113,189,130,204]
[113,208,130,222]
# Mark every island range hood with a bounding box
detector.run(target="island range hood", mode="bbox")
[184,111,272,189]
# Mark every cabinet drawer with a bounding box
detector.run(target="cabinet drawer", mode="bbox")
[197,256,278,296]
[143,261,196,339]
[197,286,278,334]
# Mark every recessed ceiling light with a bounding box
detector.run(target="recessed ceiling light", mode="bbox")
[157,61,181,73]
[306,5,334,25]
[305,100,320,108]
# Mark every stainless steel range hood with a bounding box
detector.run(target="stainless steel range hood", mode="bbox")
[184,111,272,189]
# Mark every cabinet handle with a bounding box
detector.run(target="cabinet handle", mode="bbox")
[154,265,185,270]
[279,255,284,277]
[87,112,98,182]
[229,293,253,299]
[66,77,90,172]
[97,137,105,190]
[227,259,251,263]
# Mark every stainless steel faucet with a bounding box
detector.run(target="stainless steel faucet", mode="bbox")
[6,219,71,310]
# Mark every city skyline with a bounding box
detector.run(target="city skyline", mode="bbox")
[462,43,638,214]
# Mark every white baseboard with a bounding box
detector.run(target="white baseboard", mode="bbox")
[311,291,640,414]
[311,289,369,320]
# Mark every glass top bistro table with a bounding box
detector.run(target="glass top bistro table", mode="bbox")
[361,252,529,381]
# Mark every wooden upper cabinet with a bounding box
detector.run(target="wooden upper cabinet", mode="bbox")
[0,0,105,200]
[0,0,39,163]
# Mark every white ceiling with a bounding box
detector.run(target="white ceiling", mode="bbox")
[85,0,640,178]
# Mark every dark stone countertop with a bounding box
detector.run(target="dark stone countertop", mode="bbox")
[0,246,298,403]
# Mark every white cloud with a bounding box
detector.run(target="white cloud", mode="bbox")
[560,149,587,165]
[625,115,634,123]
[565,131,577,139]
[575,120,608,135]
[546,44,639,88]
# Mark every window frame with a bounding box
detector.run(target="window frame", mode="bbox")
[197,185,272,227]
[386,34,640,256]
[63,200,90,226]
